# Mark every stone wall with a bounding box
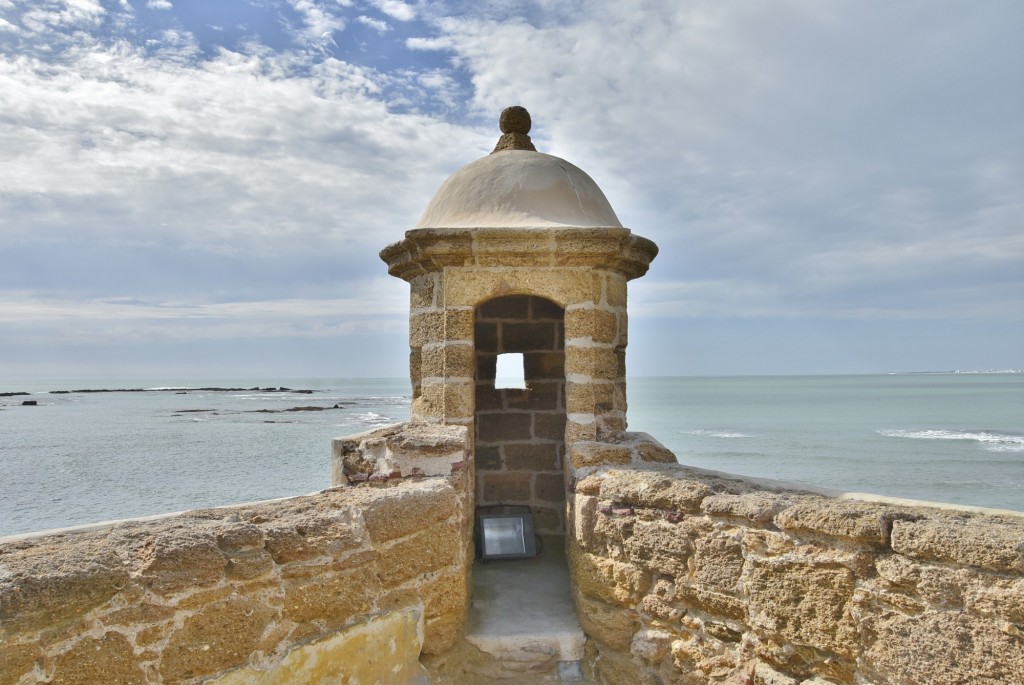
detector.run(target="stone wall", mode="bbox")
[568,459,1024,685]
[474,295,567,535]
[0,462,471,685]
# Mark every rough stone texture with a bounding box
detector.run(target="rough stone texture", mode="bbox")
[567,461,1024,685]
[49,632,146,685]
[332,422,470,485]
[0,472,471,685]
[210,608,431,685]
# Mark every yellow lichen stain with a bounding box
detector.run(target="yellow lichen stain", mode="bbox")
[209,608,427,685]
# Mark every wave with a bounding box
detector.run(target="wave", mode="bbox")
[682,428,752,439]
[353,412,392,425]
[877,429,1024,453]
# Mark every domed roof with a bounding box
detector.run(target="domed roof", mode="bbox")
[414,107,622,229]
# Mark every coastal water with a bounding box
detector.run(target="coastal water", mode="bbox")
[1,374,1021,536]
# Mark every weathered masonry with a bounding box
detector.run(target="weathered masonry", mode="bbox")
[1,109,1022,685]
[377,106,657,538]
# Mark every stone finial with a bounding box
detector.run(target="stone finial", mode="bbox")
[492,106,537,153]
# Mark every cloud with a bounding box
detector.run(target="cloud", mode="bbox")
[368,0,415,22]
[0,0,1020,376]
[415,0,1023,325]
[357,15,390,34]
[146,0,172,10]
[0,278,408,344]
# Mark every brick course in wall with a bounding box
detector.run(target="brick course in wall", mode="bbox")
[474,295,568,535]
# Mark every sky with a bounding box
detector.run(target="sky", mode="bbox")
[0,0,1021,380]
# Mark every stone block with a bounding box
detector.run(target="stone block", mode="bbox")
[475,445,502,471]
[569,441,632,468]
[482,472,532,503]
[753,662,799,685]
[161,596,276,682]
[419,569,468,620]
[360,480,457,544]
[535,473,566,502]
[474,321,498,353]
[502,321,556,352]
[702,492,794,524]
[410,309,474,346]
[264,527,321,564]
[474,387,503,414]
[0,543,129,634]
[573,590,640,651]
[965,576,1024,623]
[385,423,468,459]
[564,307,619,345]
[534,412,566,441]
[102,601,176,628]
[137,527,227,595]
[49,632,145,685]
[862,611,1024,685]
[410,274,437,309]
[603,273,627,308]
[224,549,275,580]
[566,381,615,415]
[564,346,622,381]
[624,520,694,579]
[282,564,379,628]
[478,295,529,319]
[774,499,891,545]
[599,469,712,513]
[476,412,532,442]
[0,641,41,685]
[417,380,474,420]
[573,495,599,549]
[570,547,649,606]
[505,380,561,410]
[424,611,463,655]
[420,343,476,379]
[531,296,564,319]
[890,516,1024,572]
[377,522,461,585]
[565,418,597,443]
[693,536,745,593]
[505,443,559,471]
[216,522,265,552]
[523,351,565,379]
[747,559,857,657]
[443,268,601,309]
[673,585,747,620]
[534,505,564,533]
[635,440,676,464]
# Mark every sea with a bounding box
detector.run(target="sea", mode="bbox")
[1,374,1021,537]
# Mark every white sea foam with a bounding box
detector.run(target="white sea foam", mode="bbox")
[353,412,391,425]
[683,428,752,439]
[877,429,1024,453]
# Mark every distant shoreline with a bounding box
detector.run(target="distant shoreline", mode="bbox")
[46,386,318,395]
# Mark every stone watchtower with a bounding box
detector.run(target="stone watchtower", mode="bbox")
[380,107,659,535]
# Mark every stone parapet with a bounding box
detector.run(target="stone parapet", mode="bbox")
[332,421,471,484]
[0,474,472,685]
[568,461,1024,685]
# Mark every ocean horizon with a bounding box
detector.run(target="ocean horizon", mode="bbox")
[2,373,1021,537]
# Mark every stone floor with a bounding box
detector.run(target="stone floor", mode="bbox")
[464,535,587,682]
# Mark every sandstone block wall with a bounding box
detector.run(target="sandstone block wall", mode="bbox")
[380,226,657,435]
[474,295,567,534]
[569,463,1024,685]
[0,473,471,685]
